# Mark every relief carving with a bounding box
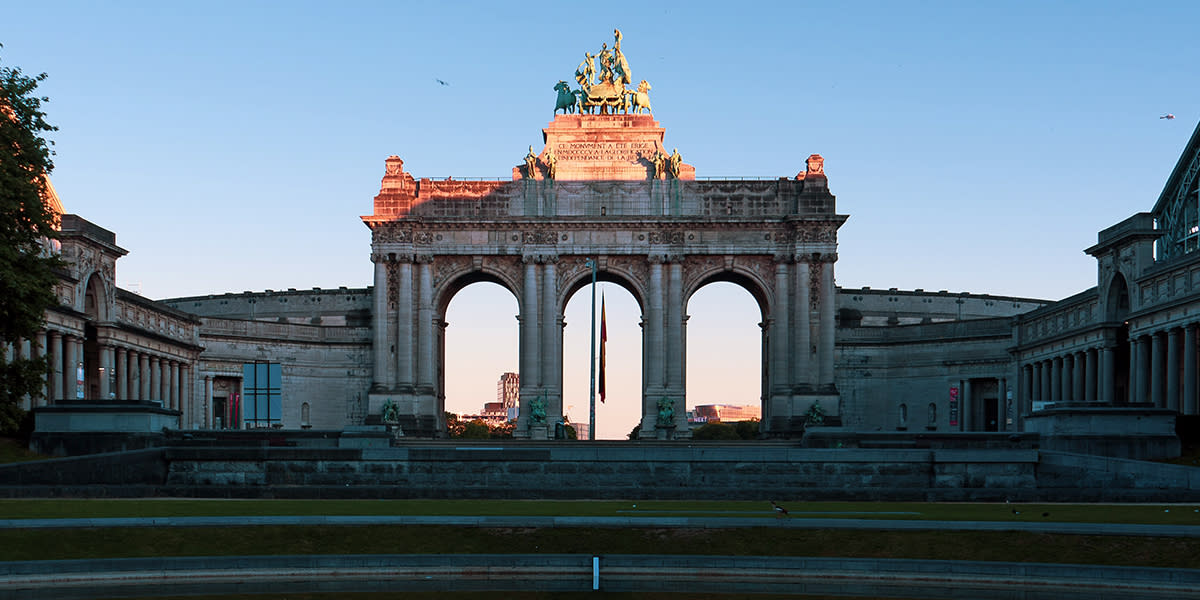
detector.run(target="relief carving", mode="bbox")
[648,230,685,244]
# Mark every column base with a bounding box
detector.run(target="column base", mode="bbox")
[766,393,841,438]
[368,391,440,438]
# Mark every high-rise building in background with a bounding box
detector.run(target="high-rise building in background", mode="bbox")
[498,372,520,422]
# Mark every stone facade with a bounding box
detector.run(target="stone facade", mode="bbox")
[27,109,1200,453]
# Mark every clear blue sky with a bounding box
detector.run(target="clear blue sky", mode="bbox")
[5,1,1198,438]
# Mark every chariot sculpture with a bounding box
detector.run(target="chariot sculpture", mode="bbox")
[554,29,652,116]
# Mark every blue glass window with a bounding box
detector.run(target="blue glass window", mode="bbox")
[242,361,282,427]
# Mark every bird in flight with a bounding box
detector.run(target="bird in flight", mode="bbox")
[435,79,450,86]
[1161,114,1175,120]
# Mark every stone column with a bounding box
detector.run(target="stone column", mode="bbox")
[1168,328,1181,412]
[1050,356,1062,403]
[170,361,180,411]
[1073,351,1085,402]
[793,258,812,387]
[204,375,213,429]
[1186,324,1198,415]
[49,331,63,402]
[397,259,414,389]
[138,354,149,401]
[1032,361,1042,406]
[371,254,390,389]
[1136,335,1150,404]
[115,348,128,399]
[1085,348,1097,402]
[180,364,191,427]
[818,255,836,386]
[37,331,48,406]
[647,256,665,391]
[1061,354,1073,403]
[541,258,560,410]
[150,357,162,402]
[772,259,790,393]
[1021,364,1031,414]
[519,257,540,403]
[97,345,111,400]
[667,259,686,429]
[998,377,1008,431]
[643,256,665,432]
[64,335,79,401]
[416,258,435,391]
[1101,344,1115,404]
[1151,331,1165,408]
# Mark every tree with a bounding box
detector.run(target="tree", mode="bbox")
[0,46,60,435]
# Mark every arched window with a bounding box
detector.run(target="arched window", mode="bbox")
[898,403,908,429]
[927,402,937,429]
[301,402,311,428]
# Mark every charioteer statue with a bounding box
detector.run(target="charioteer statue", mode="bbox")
[555,29,652,116]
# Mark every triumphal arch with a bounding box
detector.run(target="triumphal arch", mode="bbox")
[361,31,846,438]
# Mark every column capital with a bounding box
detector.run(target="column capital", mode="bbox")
[646,253,666,264]
[414,254,434,264]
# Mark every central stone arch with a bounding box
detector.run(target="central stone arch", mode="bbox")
[362,117,846,439]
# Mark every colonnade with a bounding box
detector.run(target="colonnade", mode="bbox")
[1022,344,1114,407]
[9,330,192,417]
[1021,323,1200,415]
[1127,325,1199,413]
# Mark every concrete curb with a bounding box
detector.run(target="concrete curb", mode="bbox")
[2,514,1199,538]
[2,554,1198,600]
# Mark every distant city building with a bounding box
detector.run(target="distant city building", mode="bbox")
[497,372,519,422]
[568,421,589,440]
[689,404,762,424]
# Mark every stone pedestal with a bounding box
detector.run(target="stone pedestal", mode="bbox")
[1023,403,1179,460]
[529,424,549,440]
[513,114,695,181]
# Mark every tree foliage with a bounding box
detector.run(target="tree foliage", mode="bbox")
[0,46,61,434]
[444,413,514,439]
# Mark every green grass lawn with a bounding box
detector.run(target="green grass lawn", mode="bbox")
[0,524,1196,569]
[0,499,1197,568]
[1,498,1197,525]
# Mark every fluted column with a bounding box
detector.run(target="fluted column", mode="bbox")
[49,331,63,402]
[115,348,128,399]
[1168,328,1181,412]
[1032,361,1042,406]
[1186,325,1198,415]
[37,331,48,405]
[666,259,684,391]
[818,255,836,386]
[1151,331,1165,408]
[150,357,162,402]
[170,362,180,411]
[793,259,812,387]
[646,256,665,392]
[139,354,150,401]
[204,375,213,428]
[1073,352,1085,402]
[416,258,435,390]
[541,258,559,407]
[1085,348,1097,402]
[397,259,414,388]
[998,377,1008,431]
[1136,335,1150,403]
[180,364,191,427]
[1062,354,1073,402]
[371,254,389,389]
[1050,357,1062,403]
[519,257,540,397]
[772,259,790,393]
[64,335,79,401]
[1101,344,1115,404]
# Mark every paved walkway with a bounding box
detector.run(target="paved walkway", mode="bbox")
[2,514,1199,537]
[3,553,1199,600]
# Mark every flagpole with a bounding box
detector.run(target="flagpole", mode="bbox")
[586,258,597,441]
